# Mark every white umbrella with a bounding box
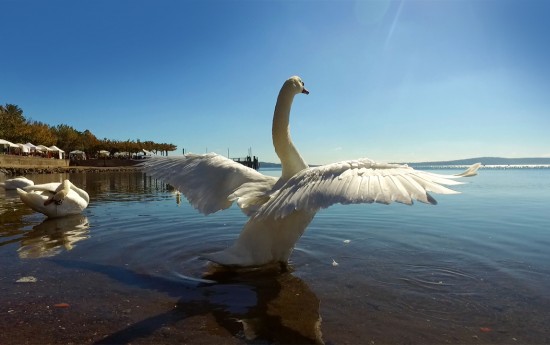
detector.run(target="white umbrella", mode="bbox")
[0,139,18,147]
[49,145,64,152]
[36,145,52,152]
[49,145,65,159]
[69,150,86,160]
[0,139,18,154]
[17,143,30,153]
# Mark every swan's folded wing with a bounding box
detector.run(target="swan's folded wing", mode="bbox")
[140,153,276,215]
[256,158,466,219]
[23,182,62,193]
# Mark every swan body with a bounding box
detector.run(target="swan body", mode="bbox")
[142,76,479,267]
[0,176,34,190]
[17,180,90,218]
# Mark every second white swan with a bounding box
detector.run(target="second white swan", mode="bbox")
[17,179,90,218]
[1,176,34,190]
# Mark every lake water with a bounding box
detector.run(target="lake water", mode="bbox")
[1,168,549,344]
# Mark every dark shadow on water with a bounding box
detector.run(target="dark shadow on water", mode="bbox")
[53,259,325,344]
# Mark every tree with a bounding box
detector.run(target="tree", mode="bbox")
[1,103,178,156]
[24,120,57,146]
[52,124,81,152]
[0,103,26,141]
[80,130,100,156]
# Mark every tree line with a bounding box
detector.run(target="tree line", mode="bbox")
[0,104,177,156]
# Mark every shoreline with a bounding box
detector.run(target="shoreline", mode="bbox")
[1,165,141,176]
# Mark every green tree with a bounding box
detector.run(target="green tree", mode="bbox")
[0,103,26,141]
[24,120,57,146]
[52,124,81,152]
[80,129,100,156]
[1,103,178,157]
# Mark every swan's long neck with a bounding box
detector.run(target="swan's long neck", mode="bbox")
[273,87,308,181]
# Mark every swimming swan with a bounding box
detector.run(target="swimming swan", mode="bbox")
[142,76,479,267]
[0,176,34,190]
[455,162,481,177]
[17,180,90,218]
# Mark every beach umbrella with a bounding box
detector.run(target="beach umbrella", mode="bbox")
[49,145,65,152]
[17,143,30,153]
[0,139,18,147]
[49,145,65,159]
[23,143,38,153]
[36,145,52,152]
[0,139,18,153]
[69,150,86,160]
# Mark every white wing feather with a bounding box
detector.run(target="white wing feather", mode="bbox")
[256,158,464,219]
[140,153,277,215]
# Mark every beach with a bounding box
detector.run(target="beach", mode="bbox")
[1,157,141,176]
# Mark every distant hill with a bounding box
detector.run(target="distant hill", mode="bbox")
[405,157,550,166]
[259,162,282,168]
[260,157,550,169]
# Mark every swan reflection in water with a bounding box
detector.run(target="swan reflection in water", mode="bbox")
[198,264,324,344]
[18,215,90,259]
[61,260,324,344]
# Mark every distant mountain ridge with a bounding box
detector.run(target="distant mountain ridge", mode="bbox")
[260,157,550,168]
[405,157,550,166]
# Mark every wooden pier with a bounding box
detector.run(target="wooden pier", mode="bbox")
[232,155,259,170]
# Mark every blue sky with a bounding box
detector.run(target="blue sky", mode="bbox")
[2,0,549,164]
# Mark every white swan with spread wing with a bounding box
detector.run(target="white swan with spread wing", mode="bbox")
[17,179,90,218]
[142,76,479,267]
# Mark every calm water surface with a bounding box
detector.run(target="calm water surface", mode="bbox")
[1,168,549,344]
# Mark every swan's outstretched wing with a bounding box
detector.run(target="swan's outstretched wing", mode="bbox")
[141,153,277,215]
[257,158,469,219]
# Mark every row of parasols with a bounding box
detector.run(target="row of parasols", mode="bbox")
[1,139,154,160]
[0,139,66,159]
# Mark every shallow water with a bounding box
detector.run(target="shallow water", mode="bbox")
[1,168,549,344]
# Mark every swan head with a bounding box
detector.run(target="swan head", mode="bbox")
[285,76,309,95]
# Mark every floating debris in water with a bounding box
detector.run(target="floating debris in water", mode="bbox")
[16,276,37,283]
[332,259,339,266]
[54,303,70,308]
[343,239,351,244]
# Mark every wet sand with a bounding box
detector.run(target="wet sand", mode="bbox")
[1,260,241,344]
[3,254,548,345]
[1,258,325,345]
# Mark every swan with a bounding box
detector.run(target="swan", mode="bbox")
[142,76,479,267]
[0,176,34,190]
[17,179,90,218]
[455,162,481,177]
